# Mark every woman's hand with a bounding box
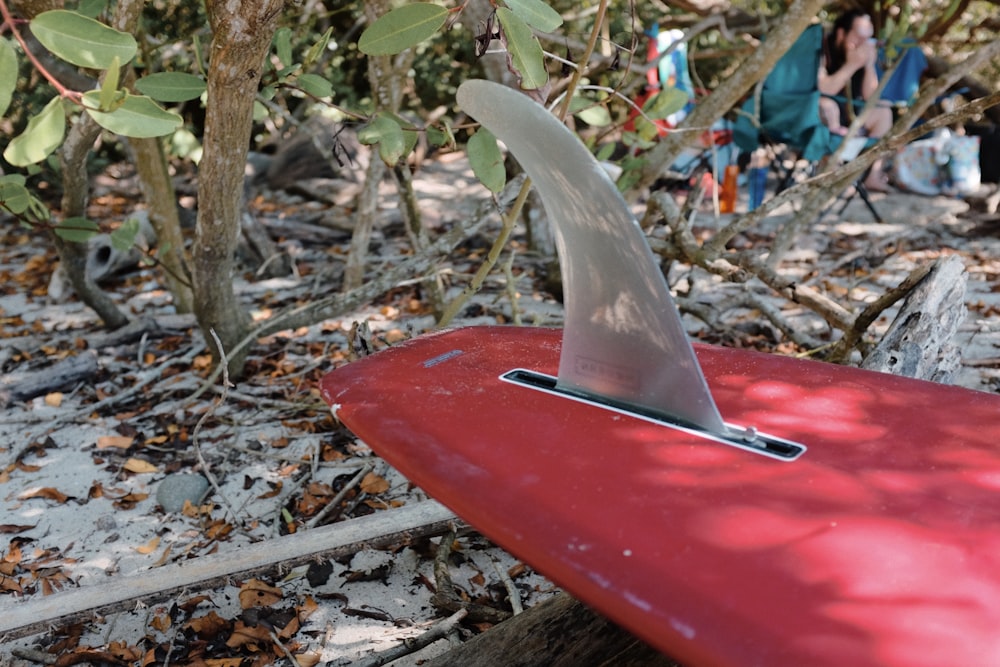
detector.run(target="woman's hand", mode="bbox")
[845,37,876,71]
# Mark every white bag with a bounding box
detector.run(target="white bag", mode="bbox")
[892,130,981,196]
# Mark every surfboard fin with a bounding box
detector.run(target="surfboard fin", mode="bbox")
[457,80,730,438]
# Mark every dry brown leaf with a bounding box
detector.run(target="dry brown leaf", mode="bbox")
[98,435,134,450]
[0,524,36,534]
[239,578,283,609]
[225,619,270,648]
[206,658,244,667]
[149,613,171,633]
[204,519,234,541]
[112,491,149,510]
[508,562,528,579]
[44,392,63,407]
[152,545,172,567]
[184,610,230,639]
[19,487,70,503]
[294,652,322,667]
[360,472,390,495]
[136,536,160,554]
[123,458,158,474]
[297,595,320,622]
[257,481,283,499]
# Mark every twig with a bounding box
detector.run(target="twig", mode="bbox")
[269,629,303,667]
[502,250,522,326]
[437,179,533,327]
[306,462,373,529]
[192,329,242,525]
[431,530,511,625]
[491,555,523,615]
[349,608,469,667]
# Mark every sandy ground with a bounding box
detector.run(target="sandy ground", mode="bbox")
[2,153,1000,665]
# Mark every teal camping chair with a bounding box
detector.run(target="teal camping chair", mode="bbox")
[734,24,882,222]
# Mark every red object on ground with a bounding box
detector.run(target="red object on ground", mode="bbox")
[321,326,1000,667]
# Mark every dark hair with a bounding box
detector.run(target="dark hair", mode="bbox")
[825,10,870,73]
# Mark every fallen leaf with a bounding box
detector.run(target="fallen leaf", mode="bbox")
[239,578,283,609]
[123,458,158,474]
[0,524,36,534]
[257,481,282,499]
[136,536,160,554]
[152,544,172,567]
[98,435,134,450]
[112,491,149,510]
[149,614,171,633]
[19,487,71,503]
[508,562,528,579]
[185,610,230,639]
[225,619,270,648]
[44,392,63,407]
[360,472,390,495]
[294,652,322,667]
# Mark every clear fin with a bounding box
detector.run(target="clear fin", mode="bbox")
[457,80,727,435]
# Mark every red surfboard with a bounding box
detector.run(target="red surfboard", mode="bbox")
[320,80,1000,666]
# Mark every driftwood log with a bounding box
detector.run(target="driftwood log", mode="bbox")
[0,350,99,408]
[861,255,967,383]
[422,592,679,667]
[0,500,457,641]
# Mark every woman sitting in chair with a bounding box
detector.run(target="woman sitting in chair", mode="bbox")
[818,10,893,191]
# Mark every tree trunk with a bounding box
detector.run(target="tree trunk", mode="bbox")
[193,0,283,375]
[344,0,413,291]
[129,133,194,313]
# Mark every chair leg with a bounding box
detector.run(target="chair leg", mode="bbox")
[834,172,884,224]
[852,182,884,223]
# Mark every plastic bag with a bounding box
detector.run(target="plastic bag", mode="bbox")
[892,130,981,196]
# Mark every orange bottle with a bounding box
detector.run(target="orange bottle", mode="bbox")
[720,164,738,213]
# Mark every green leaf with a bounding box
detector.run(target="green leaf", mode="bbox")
[0,38,17,117]
[3,96,65,166]
[495,8,547,91]
[134,72,206,102]
[358,3,449,56]
[358,113,406,166]
[502,0,562,32]
[111,217,139,251]
[303,27,333,69]
[467,127,505,193]
[575,103,611,127]
[83,91,182,138]
[642,87,688,121]
[0,176,32,215]
[274,27,293,69]
[30,10,136,70]
[99,55,121,110]
[76,0,106,19]
[386,112,419,157]
[296,73,333,98]
[54,216,99,243]
[595,142,615,162]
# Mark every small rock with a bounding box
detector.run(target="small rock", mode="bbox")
[95,514,118,531]
[156,473,210,513]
